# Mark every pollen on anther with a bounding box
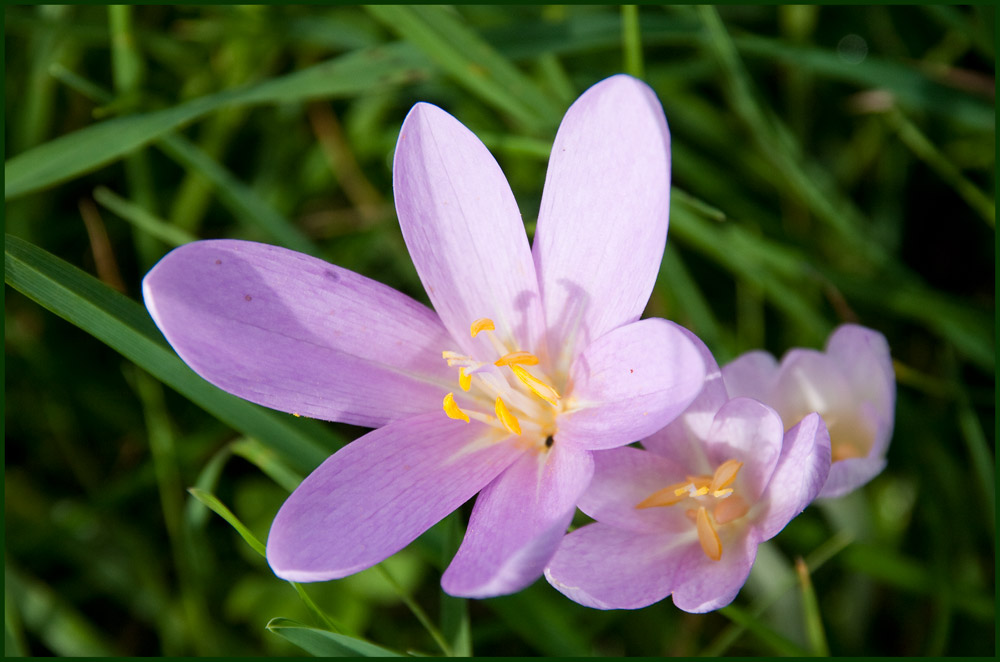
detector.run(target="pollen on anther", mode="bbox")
[710,459,744,493]
[510,365,560,406]
[494,396,521,436]
[458,367,472,391]
[443,393,470,423]
[495,351,539,367]
[470,318,495,338]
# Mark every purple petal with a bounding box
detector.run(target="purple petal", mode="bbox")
[393,103,545,361]
[266,412,523,582]
[825,324,896,455]
[544,524,681,609]
[703,398,784,503]
[756,413,831,538]
[641,324,727,465]
[818,454,886,499]
[771,349,854,426]
[721,350,778,400]
[670,527,758,613]
[440,441,594,598]
[557,319,706,451]
[142,240,454,427]
[577,446,691,534]
[532,75,671,373]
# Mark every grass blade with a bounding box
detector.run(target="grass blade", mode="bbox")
[265,618,402,657]
[4,234,337,473]
[6,43,429,200]
[187,487,266,556]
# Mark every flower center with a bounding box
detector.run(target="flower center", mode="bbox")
[636,458,749,561]
[440,318,561,444]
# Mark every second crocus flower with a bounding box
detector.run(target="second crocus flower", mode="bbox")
[545,328,831,611]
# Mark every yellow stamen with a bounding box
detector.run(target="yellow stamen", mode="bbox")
[494,396,521,436]
[443,393,470,423]
[710,459,744,493]
[494,351,540,367]
[636,481,692,509]
[470,318,495,337]
[458,367,472,392]
[696,506,723,561]
[510,365,560,406]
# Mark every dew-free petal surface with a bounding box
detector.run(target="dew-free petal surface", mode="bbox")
[642,324,727,470]
[669,528,758,613]
[533,75,671,373]
[441,441,593,598]
[703,398,784,503]
[720,350,778,400]
[266,412,522,582]
[393,103,545,361]
[558,319,705,451]
[756,413,831,539]
[143,240,454,427]
[545,524,682,610]
[819,454,886,499]
[577,446,691,533]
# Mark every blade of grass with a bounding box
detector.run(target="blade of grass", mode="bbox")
[4,234,338,473]
[155,133,321,256]
[717,603,812,656]
[230,437,305,493]
[186,488,265,556]
[4,579,29,657]
[882,106,994,227]
[131,367,220,655]
[265,618,402,657]
[439,512,471,657]
[6,42,430,200]
[697,6,889,270]
[365,5,559,132]
[621,5,644,79]
[186,488,343,634]
[795,557,830,655]
[374,564,451,657]
[5,563,116,656]
[734,33,994,131]
[94,186,198,247]
[702,530,853,656]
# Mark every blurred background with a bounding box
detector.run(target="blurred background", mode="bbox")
[4,5,994,656]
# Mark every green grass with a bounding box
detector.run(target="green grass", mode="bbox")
[4,5,994,656]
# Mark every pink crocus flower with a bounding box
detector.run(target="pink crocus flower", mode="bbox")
[721,324,895,498]
[544,328,830,611]
[142,75,707,597]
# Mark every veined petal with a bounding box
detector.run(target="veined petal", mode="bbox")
[703,398,784,503]
[720,350,779,400]
[818,454,885,499]
[756,413,831,538]
[669,527,758,613]
[441,441,594,598]
[544,524,681,610]
[558,319,706,451]
[533,75,671,372]
[266,412,522,582]
[642,324,727,470]
[771,350,854,426]
[826,324,896,453]
[393,103,545,361]
[577,446,691,534]
[142,240,453,427]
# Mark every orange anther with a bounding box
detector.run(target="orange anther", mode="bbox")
[470,318,495,338]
